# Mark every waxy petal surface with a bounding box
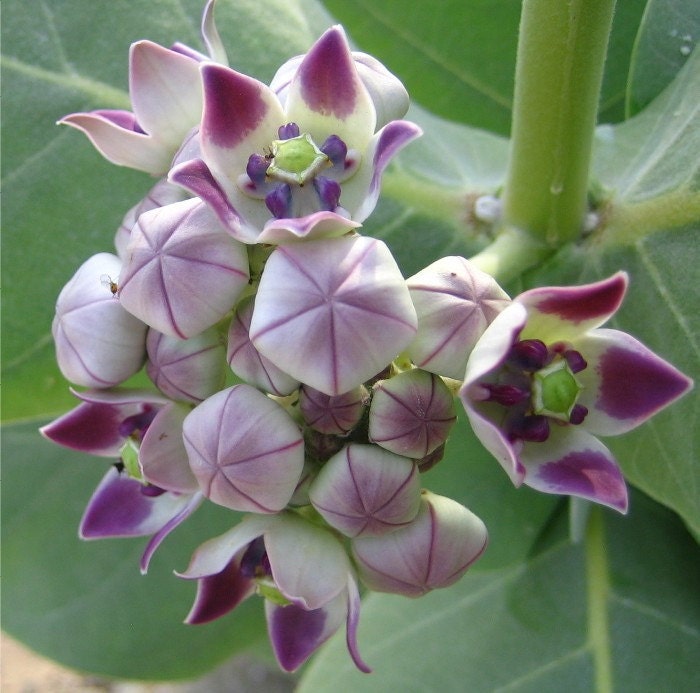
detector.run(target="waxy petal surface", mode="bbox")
[519,272,628,343]
[309,444,421,537]
[407,256,511,380]
[369,370,457,458]
[129,41,203,149]
[59,112,172,174]
[52,253,147,388]
[352,492,488,597]
[118,198,249,338]
[182,385,304,513]
[286,26,376,152]
[520,427,628,512]
[250,236,417,395]
[575,329,693,436]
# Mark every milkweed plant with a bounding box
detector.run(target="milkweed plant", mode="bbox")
[5,0,699,689]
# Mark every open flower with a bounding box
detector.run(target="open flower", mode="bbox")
[459,273,693,512]
[178,512,370,672]
[58,0,224,174]
[170,25,421,244]
[40,389,201,572]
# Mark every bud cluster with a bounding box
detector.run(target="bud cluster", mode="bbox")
[41,0,692,675]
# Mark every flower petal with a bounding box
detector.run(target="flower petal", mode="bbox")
[519,272,628,343]
[39,399,146,456]
[200,0,228,65]
[265,513,351,609]
[575,328,693,436]
[256,211,360,244]
[520,427,628,512]
[129,40,203,149]
[250,236,417,395]
[59,111,172,174]
[341,119,422,222]
[140,492,203,574]
[460,303,529,484]
[265,591,346,673]
[185,553,256,624]
[79,467,196,539]
[227,296,301,397]
[169,158,263,243]
[118,198,249,338]
[178,514,278,579]
[286,26,376,151]
[200,63,285,179]
[140,402,199,494]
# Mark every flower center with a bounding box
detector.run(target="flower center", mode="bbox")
[480,339,589,443]
[532,359,583,421]
[266,133,329,185]
[239,122,357,219]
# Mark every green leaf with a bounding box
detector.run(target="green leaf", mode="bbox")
[1,419,270,680]
[298,493,700,691]
[0,0,334,423]
[626,0,700,116]
[321,0,646,134]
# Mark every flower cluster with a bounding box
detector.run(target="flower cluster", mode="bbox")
[42,0,692,675]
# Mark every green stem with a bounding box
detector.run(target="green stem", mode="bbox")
[585,506,614,693]
[502,0,617,246]
[380,170,467,225]
[467,226,549,284]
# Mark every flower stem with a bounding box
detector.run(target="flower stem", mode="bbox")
[585,506,614,693]
[502,0,617,246]
[468,226,548,284]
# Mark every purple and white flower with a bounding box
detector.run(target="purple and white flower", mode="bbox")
[459,273,693,512]
[179,512,370,672]
[58,0,224,174]
[170,25,421,244]
[40,389,201,572]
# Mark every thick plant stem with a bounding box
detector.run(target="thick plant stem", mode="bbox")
[502,0,616,246]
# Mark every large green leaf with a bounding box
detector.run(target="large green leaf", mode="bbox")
[321,0,647,134]
[626,0,700,116]
[299,492,700,691]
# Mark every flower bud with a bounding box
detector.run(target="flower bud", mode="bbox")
[369,369,456,458]
[52,253,147,387]
[299,384,368,435]
[119,198,249,339]
[227,296,300,397]
[183,385,304,513]
[147,326,226,403]
[352,491,488,596]
[407,256,510,380]
[309,443,421,537]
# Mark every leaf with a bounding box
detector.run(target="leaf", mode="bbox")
[0,419,271,680]
[626,0,700,116]
[321,0,647,134]
[298,492,700,691]
[1,0,334,423]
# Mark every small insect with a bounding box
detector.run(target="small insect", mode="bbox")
[100,274,119,296]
